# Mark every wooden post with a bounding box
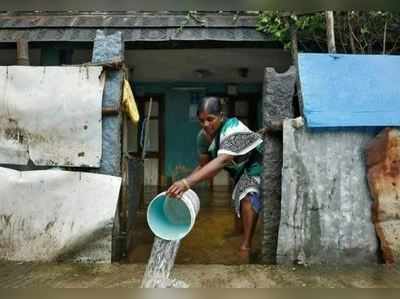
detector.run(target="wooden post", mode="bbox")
[142,97,153,160]
[102,107,120,116]
[119,112,129,260]
[16,39,30,65]
[325,11,337,53]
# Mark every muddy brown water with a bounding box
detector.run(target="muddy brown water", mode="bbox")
[2,187,400,288]
[139,187,245,287]
[129,186,263,265]
[1,262,400,288]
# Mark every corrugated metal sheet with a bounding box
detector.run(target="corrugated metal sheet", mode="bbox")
[0,12,271,42]
[299,53,400,128]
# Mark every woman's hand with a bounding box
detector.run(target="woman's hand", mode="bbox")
[166,179,190,199]
[166,154,232,199]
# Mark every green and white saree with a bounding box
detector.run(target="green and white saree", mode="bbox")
[197,117,263,217]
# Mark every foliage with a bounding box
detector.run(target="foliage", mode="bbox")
[256,11,325,50]
[176,11,207,33]
[257,11,400,54]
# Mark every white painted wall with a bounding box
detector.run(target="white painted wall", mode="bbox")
[0,167,121,262]
[0,65,104,167]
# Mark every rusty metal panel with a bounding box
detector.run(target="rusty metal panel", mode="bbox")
[0,65,104,167]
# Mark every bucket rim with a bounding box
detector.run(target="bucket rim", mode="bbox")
[146,190,196,241]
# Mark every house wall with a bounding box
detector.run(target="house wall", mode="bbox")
[0,48,40,65]
[41,48,61,65]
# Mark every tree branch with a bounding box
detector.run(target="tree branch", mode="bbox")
[347,12,357,53]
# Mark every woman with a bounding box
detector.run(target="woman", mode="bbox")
[166,96,263,262]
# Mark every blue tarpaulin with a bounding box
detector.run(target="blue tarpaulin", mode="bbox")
[298,53,400,128]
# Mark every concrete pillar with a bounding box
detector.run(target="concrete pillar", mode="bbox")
[91,30,125,262]
[91,30,124,177]
[261,66,296,263]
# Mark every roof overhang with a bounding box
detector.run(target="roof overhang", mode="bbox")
[0,12,273,43]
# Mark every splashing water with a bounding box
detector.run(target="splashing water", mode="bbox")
[141,236,189,288]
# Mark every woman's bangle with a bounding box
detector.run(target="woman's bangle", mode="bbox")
[181,178,191,190]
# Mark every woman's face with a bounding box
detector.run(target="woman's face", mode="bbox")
[198,111,223,137]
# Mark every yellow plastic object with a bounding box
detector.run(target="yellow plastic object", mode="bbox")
[122,79,140,124]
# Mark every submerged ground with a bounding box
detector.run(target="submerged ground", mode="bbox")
[1,262,400,288]
[2,188,399,288]
[128,187,263,264]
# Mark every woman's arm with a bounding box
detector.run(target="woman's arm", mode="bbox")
[186,154,232,186]
[190,154,210,175]
[166,154,233,198]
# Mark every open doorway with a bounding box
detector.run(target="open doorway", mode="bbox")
[127,92,264,264]
[125,47,291,264]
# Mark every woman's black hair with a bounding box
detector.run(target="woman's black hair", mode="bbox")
[197,96,222,116]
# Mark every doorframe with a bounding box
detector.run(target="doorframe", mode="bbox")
[132,93,165,188]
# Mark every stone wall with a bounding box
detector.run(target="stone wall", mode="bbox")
[366,128,400,264]
[261,66,296,263]
[277,118,378,264]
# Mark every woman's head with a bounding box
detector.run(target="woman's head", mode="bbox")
[197,96,224,137]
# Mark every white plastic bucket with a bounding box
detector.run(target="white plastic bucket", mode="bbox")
[146,189,200,240]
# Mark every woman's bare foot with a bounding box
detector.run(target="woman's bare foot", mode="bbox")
[238,246,251,264]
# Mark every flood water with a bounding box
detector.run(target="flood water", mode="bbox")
[139,189,248,288]
[2,186,399,288]
[128,186,263,265]
[1,261,400,288]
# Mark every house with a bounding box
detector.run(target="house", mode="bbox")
[0,11,294,263]
[1,11,386,266]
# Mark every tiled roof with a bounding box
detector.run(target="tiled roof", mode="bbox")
[0,12,271,42]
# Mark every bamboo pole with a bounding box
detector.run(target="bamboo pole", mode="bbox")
[142,97,153,160]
